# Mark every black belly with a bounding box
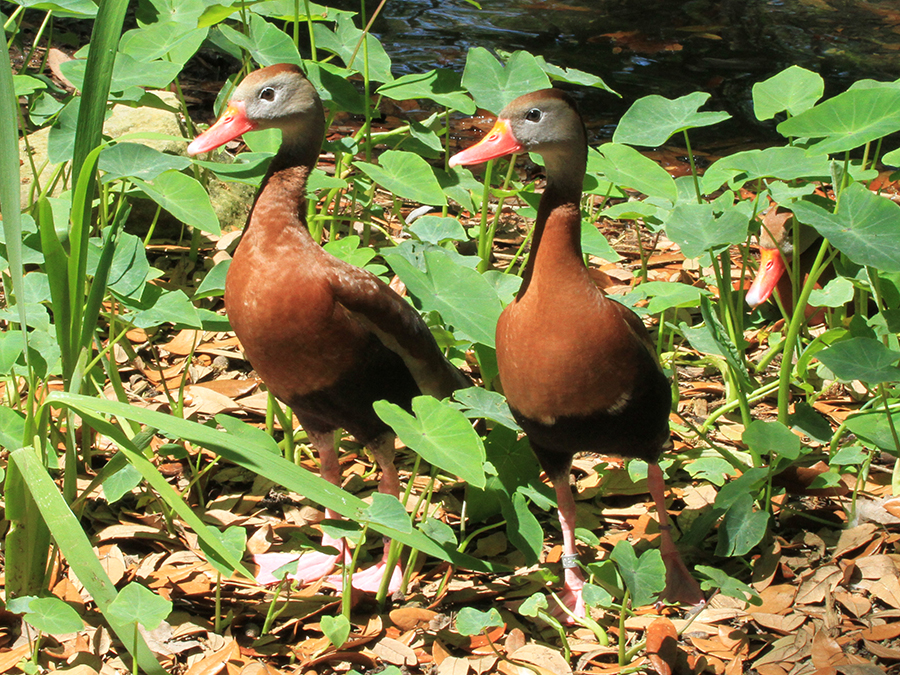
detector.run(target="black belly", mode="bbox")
[286,332,421,446]
[513,366,673,481]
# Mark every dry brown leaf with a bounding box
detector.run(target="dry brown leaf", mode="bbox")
[505,628,526,654]
[162,330,201,356]
[834,591,871,618]
[183,385,243,415]
[812,631,846,669]
[752,632,811,668]
[859,623,900,641]
[749,584,797,615]
[837,665,890,675]
[432,639,451,667]
[508,644,573,675]
[438,656,471,675]
[389,607,438,631]
[191,378,260,398]
[646,618,678,675]
[795,566,842,605]
[470,655,498,674]
[832,524,880,559]
[185,638,240,675]
[370,636,417,666]
[240,663,281,675]
[869,576,900,609]
[855,555,898,580]
[751,612,805,634]
[0,645,37,674]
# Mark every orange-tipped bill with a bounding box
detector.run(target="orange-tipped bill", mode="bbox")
[449,118,525,167]
[187,102,256,155]
[746,247,786,308]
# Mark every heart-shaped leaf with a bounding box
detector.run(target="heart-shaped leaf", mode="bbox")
[461,48,550,114]
[817,336,900,384]
[752,65,824,120]
[613,92,731,147]
[792,183,900,271]
[778,83,900,154]
[355,151,446,206]
[374,396,486,488]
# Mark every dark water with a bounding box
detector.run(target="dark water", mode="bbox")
[371,0,900,145]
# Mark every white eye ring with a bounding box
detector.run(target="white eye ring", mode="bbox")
[525,108,542,122]
[259,87,276,101]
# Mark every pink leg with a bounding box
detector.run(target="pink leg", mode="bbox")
[551,476,585,621]
[327,434,402,594]
[647,462,705,606]
[254,430,348,586]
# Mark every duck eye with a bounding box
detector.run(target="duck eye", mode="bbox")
[259,87,276,101]
[525,108,542,122]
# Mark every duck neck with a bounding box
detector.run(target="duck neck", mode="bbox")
[521,147,587,291]
[248,116,325,239]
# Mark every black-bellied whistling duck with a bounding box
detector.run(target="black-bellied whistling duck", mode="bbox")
[449,90,704,616]
[188,64,469,592]
[746,207,824,317]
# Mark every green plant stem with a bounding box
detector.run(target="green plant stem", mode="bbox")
[481,627,544,675]
[618,589,630,666]
[682,130,702,203]
[303,0,317,59]
[215,572,223,634]
[476,159,496,272]
[480,158,517,272]
[777,238,831,423]
[457,519,505,554]
[502,224,535,275]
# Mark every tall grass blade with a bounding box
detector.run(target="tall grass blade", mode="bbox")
[10,448,168,675]
[0,33,29,342]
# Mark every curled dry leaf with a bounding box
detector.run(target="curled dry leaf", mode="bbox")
[240,662,281,675]
[390,607,438,631]
[185,638,241,675]
[437,656,471,675]
[645,618,678,675]
[370,636,418,666]
[507,644,573,675]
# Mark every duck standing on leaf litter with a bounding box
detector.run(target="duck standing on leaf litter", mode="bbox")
[449,89,706,617]
[188,64,470,593]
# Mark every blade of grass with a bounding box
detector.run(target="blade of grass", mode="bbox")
[9,448,168,675]
[48,392,504,575]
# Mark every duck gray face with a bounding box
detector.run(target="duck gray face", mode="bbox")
[449,89,584,168]
[187,64,321,155]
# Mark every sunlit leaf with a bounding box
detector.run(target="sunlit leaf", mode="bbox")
[817,336,900,384]
[100,142,190,182]
[609,541,665,608]
[361,493,412,534]
[589,143,677,203]
[218,14,301,68]
[24,596,84,634]
[383,244,503,346]
[716,493,768,557]
[791,183,900,271]
[778,84,900,154]
[456,606,503,635]
[374,396,486,488]
[461,48,550,114]
[613,92,731,147]
[354,151,446,206]
[313,14,392,83]
[377,70,475,114]
[107,583,172,630]
[752,65,824,120]
[131,170,220,235]
[742,420,802,461]
[321,614,351,649]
